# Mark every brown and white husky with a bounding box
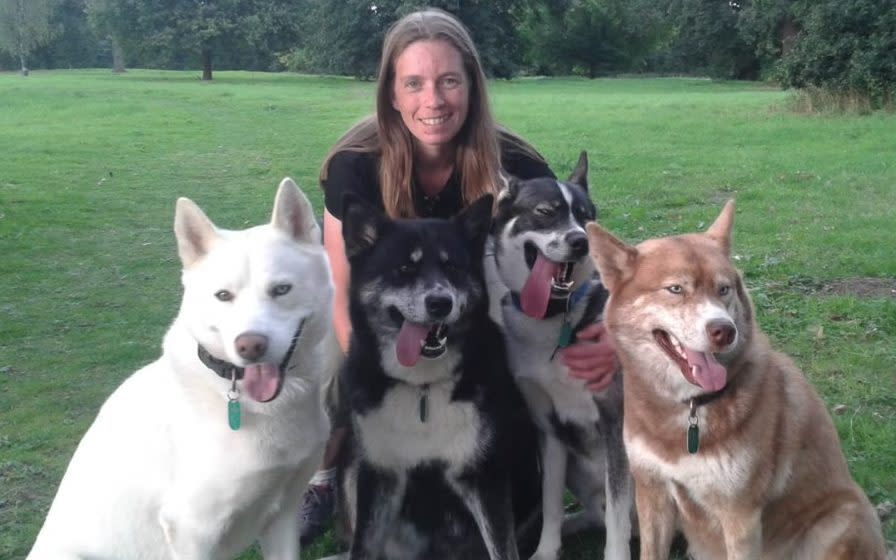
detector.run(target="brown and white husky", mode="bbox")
[585,201,885,560]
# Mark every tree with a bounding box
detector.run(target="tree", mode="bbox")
[299,1,525,80]
[31,0,106,70]
[519,0,664,77]
[774,0,896,108]
[86,0,306,80]
[0,0,60,75]
[298,0,396,79]
[86,0,134,72]
[661,0,760,80]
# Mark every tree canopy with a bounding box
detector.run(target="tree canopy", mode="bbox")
[3,0,895,107]
[0,0,60,75]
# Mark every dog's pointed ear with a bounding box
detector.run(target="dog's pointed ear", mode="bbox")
[567,151,588,191]
[271,177,321,244]
[341,193,385,259]
[457,194,494,249]
[496,169,520,200]
[495,171,519,226]
[586,221,636,293]
[174,197,220,268]
[705,199,735,256]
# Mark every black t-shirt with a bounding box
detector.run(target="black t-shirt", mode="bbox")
[323,142,555,220]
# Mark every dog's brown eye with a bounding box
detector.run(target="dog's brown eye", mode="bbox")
[271,283,292,297]
[535,206,554,217]
[719,285,731,296]
[215,290,234,302]
[665,285,683,295]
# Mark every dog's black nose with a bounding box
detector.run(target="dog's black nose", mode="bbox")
[235,332,269,361]
[425,294,453,319]
[706,320,736,348]
[565,231,588,257]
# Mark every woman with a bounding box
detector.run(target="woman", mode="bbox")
[300,8,618,547]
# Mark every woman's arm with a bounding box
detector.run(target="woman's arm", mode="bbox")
[323,209,352,353]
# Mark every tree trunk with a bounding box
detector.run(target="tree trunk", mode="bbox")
[779,17,799,57]
[15,3,28,77]
[202,50,213,80]
[111,37,126,73]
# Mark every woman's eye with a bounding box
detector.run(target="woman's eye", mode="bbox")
[215,290,234,302]
[271,284,292,297]
[665,285,683,295]
[404,79,420,90]
[442,76,460,88]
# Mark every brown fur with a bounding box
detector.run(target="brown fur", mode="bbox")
[586,201,885,560]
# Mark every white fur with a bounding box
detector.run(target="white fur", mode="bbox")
[355,359,486,471]
[27,178,338,560]
[625,434,756,499]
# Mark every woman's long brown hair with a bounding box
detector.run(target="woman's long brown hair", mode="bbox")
[319,9,545,219]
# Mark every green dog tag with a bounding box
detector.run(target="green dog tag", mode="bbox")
[687,424,699,454]
[556,320,573,348]
[228,398,241,431]
[419,392,428,423]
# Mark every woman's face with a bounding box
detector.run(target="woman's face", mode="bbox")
[391,39,470,153]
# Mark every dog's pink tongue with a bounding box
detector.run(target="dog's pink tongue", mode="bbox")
[242,363,282,402]
[684,348,727,392]
[521,253,560,319]
[397,321,431,367]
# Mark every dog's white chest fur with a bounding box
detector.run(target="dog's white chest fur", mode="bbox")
[626,428,755,499]
[504,312,599,425]
[357,379,485,471]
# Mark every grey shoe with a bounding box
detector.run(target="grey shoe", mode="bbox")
[299,482,335,546]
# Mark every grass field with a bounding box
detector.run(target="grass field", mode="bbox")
[1,69,893,559]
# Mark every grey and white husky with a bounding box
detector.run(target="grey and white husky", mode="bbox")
[490,152,633,560]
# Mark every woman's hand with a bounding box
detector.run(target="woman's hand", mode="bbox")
[559,322,618,392]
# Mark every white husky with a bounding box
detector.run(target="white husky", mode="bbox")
[27,178,339,560]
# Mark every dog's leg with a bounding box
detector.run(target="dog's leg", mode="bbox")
[159,506,218,560]
[449,475,519,560]
[603,424,634,560]
[718,509,761,560]
[258,507,300,560]
[632,470,676,560]
[349,461,405,560]
[259,456,322,559]
[531,435,567,560]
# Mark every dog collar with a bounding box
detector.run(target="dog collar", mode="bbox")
[196,318,307,382]
[684,383,731,454]
[197,345,244,380]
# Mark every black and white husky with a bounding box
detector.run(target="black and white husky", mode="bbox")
[491,152,633,560]
[337,193,540,560]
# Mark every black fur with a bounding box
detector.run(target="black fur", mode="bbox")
[338,194,541,560]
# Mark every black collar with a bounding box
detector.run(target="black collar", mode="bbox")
[687,382,731,408]
[197,345,244,380]
[196,318,307,381]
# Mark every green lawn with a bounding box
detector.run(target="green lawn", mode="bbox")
[1,70,893,559]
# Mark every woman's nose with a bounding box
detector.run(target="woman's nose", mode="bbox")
[423,83,444,107]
